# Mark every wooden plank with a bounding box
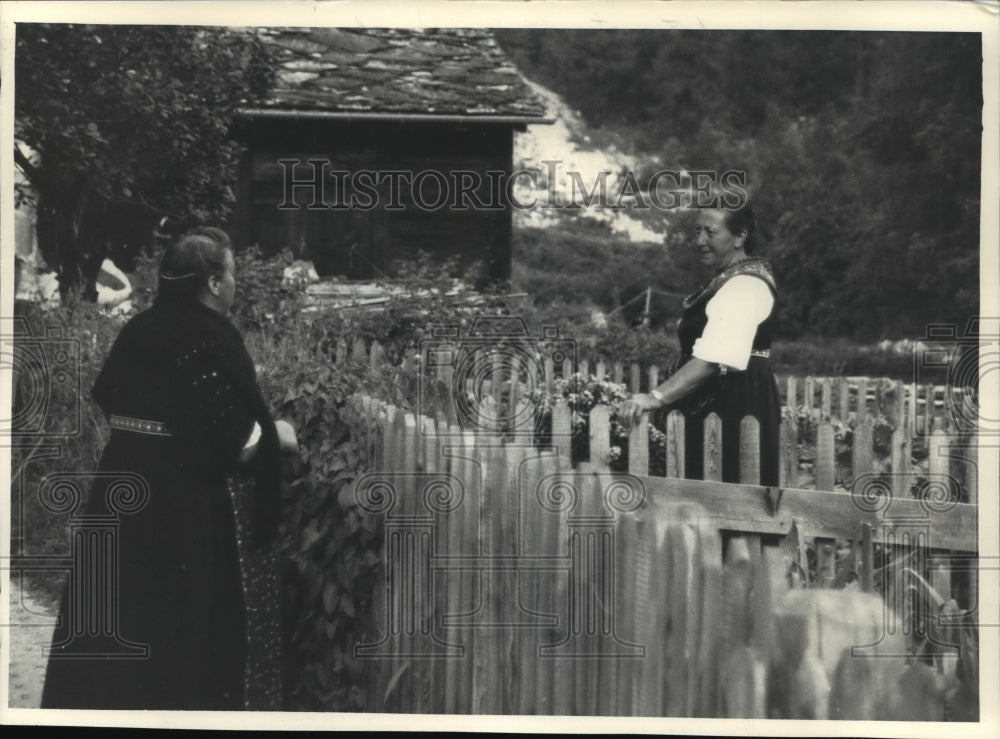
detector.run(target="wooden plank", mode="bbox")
[719,536,752,717]
[779,415,798,489]
[925,384,936,436]
[852,419,874,480]
[860,522,874,593]
[552,399,572,465]
[816,536,837,588]
[579,358,589,380]
[633,503,668,716]
[857,377,868,421]
[835,378,849,424]
[639,477,977,552]
[804,376,815,419]
[532,452,562,715]
[928,427,951,480]
[694,520,724,716]
[441,426,468,714]
[739,416,761,485]
[589,405,611,472]
[544,356,555,394]
[648,365,660,393]
[890,426,911,499]
[491,351,504,409]
[703,413,723,482]
[664,503,705,716]
[613,361,624,385]
[352,336,367,363]
[665,410,686,479]
[786,375,797,409]
[457,429,480,714]
[815,421,836,491]
[394,412,419,712]
[821,378,832,421]
[614,510,642,715]
[369,340,384,372]
[573,471,602,716]
[498,441,524,713]
[550,464,577,716]
[630,362,642,393]
[472,429,505,714]
[929,554,952,603]
[964,432,978,505]
[596,359,606,380]
[629,413,650,476]
[562,357,573,381]
[907,382,917,440]
[421,416,444,715]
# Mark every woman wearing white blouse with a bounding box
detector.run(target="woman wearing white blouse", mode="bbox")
[619,203,780,485]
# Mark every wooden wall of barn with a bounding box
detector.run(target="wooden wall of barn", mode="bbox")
[235,119,514,284]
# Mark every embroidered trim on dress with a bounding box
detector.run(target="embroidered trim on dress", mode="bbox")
[682,257,776,310]
[109,414,172,436]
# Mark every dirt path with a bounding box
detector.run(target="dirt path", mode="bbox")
[5,576,57,708]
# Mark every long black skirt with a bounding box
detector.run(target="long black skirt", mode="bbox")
[40,431,248,710]
[682,355,781,486]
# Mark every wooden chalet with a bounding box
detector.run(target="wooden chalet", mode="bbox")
[235,27,550,283]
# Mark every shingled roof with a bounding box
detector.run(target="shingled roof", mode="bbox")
[244,27,549,122]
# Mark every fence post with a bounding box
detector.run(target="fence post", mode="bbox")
[815,537,837,588]
[351,336,367,363]
[860,522,874,593]
[786,375,797,410]
[613,361,624,385]
[544,356,555,394]
[629,413,650,476]
[890,425,911,499]
[579,358,589,380]
[630,362,641,393]
[816,421,836,491]
[666,410,686,479]
[589,405,611,472]
[369,341,384,373]
[963,431,978,505]
[703,413,723,482]
[648,365,660,394]
[779,415,798,489]
[596,359,607,381]
[562,357,573,381]
[924,384,936,436]
[907,382,917,440]
[552,399,572,464]
[740,416,761,485]
[821,379,832,422]
[857,377,868,421]
[836,377,850,424]
[852,419,874,480]
[804,376,815,420]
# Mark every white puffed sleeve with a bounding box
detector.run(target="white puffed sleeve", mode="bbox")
[691,275,774,371]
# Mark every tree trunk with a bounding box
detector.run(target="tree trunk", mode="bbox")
[35,184,108,301]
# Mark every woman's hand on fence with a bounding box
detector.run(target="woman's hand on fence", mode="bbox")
[275,419,299,454]
[617,393,659,427]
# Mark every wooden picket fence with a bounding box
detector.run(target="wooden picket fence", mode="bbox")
[336,337,979,498]
[347,390,978,717]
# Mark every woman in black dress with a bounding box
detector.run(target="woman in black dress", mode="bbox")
[619,202,780,485]
[41,230,297,710]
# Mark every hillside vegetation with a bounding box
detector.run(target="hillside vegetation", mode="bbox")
[496,30,981,342]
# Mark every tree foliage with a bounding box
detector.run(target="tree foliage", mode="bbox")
[15,24,275,297]
[496,30,982,340]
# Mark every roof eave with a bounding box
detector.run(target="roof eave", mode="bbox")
[238,107,554,125]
